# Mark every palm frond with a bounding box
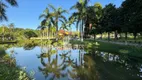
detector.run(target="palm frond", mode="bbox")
[48,4,56,12]
[70,5,76,10]
[0,2,8,8]
[60,10,69,14]
[6,0,18,6]
[0,2,8,21]
[39,14,46,19]
[43,8,49,14]
[59,19,65,25]
[41,19,47,26]
[59,15,67,22]
[0,13,8,21]
[50,17,55,26]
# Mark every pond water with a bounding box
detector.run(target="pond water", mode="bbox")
[1,43,142,80]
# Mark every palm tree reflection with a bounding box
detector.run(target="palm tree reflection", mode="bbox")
[38,43,142,80]
[38,44,99,80]
[38,46,70,79]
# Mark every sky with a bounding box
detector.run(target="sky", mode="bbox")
[1,0,124,30]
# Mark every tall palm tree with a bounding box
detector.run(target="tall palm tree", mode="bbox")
[8,23,15,40]
[68,17,75,32]
[0,0,18,21]
[9,23,14,31]
[60,19,68,31]
[48,4,68,35]
[39,8,54,39]
[50,26,56,38]
[37,25,46,40]
[70,0,89,41]
[38,52,67,79]
[1,25,6,41]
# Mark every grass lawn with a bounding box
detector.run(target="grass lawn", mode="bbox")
[70,40,142,58]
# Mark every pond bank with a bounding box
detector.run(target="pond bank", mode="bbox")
[0,47,32,80]
[0,41,17,44]
[70,40,142,58]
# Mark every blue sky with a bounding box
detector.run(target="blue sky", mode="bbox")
[1,0,124,30]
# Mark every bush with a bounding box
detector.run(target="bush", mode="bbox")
[0,48,6,57]
[24,31,37,39]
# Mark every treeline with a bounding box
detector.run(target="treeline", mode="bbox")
[99,0,142,40]
[1,0,142,41]
[0,24,39,41]
[69,0,142,40]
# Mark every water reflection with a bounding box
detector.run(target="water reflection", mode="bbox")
[1,43,142,80]
[91,51,142,80]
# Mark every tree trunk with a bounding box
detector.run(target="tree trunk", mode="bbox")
[56,17,58,39]
[100,33,102,39]
[108,32,110,41]
[80,23,82,41]
[125,32,128,40]
[48,28,50,40]
[133,32,137,40]
[114,30,118,40]
[119,33,122,39]
[81,20,84,42]
[2,27,4,42]
[94,34,96,40]
[41,30,43,41]
[2,34,4,42]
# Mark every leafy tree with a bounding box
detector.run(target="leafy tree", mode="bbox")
[24,30,37,39]
[0,25,9,41]
[100,3,116,40]
[91,3,103,39]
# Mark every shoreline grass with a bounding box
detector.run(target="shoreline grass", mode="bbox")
[70,40,142,58]
[0,41,17,44]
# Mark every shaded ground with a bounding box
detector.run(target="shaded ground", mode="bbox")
[97,40,142,47]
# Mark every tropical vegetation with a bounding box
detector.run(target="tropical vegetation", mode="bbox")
[0,0,142,80]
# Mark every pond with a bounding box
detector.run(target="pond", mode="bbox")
[1,43,142,80]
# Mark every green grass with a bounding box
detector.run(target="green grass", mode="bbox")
[70,40,142,58]
[97,41,142,57]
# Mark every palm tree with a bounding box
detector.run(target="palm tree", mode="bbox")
[60,19,68,31]
[8,23,15,40]
[9,23,14,31]
[0,0,18,21]
[70,0,89,41]
[1,24,7,41]
[37,25,46,41]
[50,26,56,38]
[68,17,75,32]
[39,8,54,40]
[48,4,68,36]
[38,51,67,79]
